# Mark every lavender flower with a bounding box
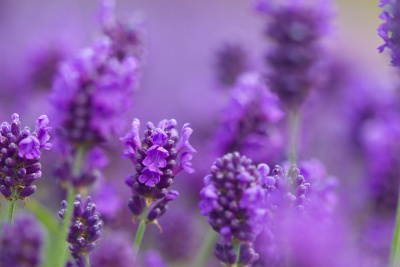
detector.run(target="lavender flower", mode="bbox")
[121,118,195,220]
[99,0,146,62]
[257,0,333,107]
[0,214,43,267]
[59,195,103,266]
[91,232,133,267]
[213,72,284,164]
[199,152,267,265]
[143,250,168,267]
[0,113,52,199]
[215,43,249,86]
[51,37,138,147]
[378,0,400,66]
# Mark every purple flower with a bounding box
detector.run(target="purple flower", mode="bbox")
[91,232,134,267]
[59,195,103,265]
[257,0,334,107]
[213,72,284,164]
[121,118,195,220]
[143,250,168,267]
[0,114,52,200]
[199,152,267,264]
[99,0,146,62]
[378,0,400,66]
[51,37,138,146]
[0,213,43,267]
[215,42,249,86]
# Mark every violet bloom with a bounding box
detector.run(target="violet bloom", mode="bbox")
[213,72,284,164]
[143,250,168,267]
[378,0,400,66]
[215,43,249,86]
[0,214,43,267]
[99,0,146,62]
[51,37,138,146]
[121,118,195,220]
[257,0,334,107]
[59,195,103,266]
[91,232,133,267]
[199,152,267,265]
[0,113,52,200]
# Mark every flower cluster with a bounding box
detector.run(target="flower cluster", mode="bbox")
[257,0,333,107]
[121,118,195,220]
[378,0,400,67]
[51,37,138,147]
[0,214,43,267]
[91,232,133,267]
[59,195,103,266]
[0,114,52,200]
[213,72,284,164]
[199,152,267,266]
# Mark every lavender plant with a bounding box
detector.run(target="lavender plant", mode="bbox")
[121,118,195,258]
[199,152,267,266]
[0,114,52,222]
[59,195,103,267]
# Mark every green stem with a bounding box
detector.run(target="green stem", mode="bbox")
[73,145,86,176]
[86,254,90,267]
[288,108,301,165]
[133,206,148,262]
[232,240,241,267]
[193,229,219,267]
[8,189,16,223]
[390,188,400,266]
[55,186,75,267]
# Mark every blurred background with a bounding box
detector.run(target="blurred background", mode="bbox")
[0,0,398,266]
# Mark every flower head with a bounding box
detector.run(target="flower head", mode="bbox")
[59,195,103,265]
[121,118,195,220]
[51,37,138,147]
[0,114,52,200]
[199,152,267,244]
[257,0,334,107]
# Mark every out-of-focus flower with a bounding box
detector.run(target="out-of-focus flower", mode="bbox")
[0,213,43,267]
[257,0,334,107]
[0,113,52,199]
[213,72,284,164]
[143,250,168,267]
[215,43,249,86]
[51,37,138,147]
[91,232,133,267]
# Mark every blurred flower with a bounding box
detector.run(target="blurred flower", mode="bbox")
[257,0,334,107]
[0,213,43,267]
[215,43,249,86]
[213,72,284,164]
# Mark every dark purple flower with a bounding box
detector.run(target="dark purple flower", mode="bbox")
[213,72,284,164]
[378,0,400,66]
[215,42,249,86]
[59,195,103,264]
[51,37,138,147]
[0,113,52,200]
[257,0,334,107]
[199,152,267,250]
[0,213,43,267]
